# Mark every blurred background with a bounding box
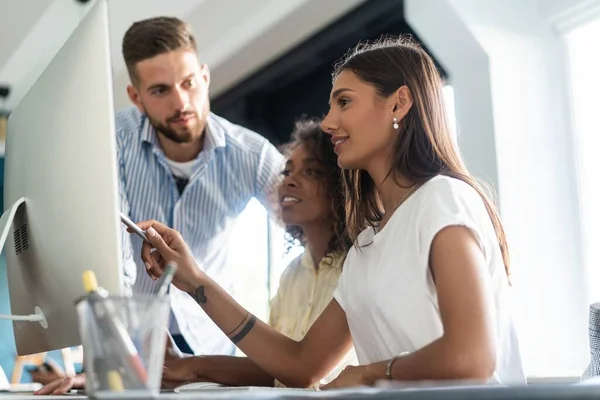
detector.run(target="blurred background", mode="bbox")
[0,0,599,386]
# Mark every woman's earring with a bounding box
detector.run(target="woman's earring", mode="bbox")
[393,117,399,130]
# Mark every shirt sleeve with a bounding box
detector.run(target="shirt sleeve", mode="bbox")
[332,257,351,311]
[115,129,137,291]
[254,140,285,227]
[268,294,282,329]
[268,258,295,330]
[417,178,488,267]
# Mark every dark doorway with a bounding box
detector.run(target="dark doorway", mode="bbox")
[211,0,447,146]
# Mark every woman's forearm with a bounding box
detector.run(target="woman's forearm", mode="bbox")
[192,356,275,387]
[186,274,322,387]
[364,336,495,384]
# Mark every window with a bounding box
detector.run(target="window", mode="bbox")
[566,17,600,304]
[229,198,271,321]
[228,199,301,357]
[268,220,303,299]
[443,85,457,144]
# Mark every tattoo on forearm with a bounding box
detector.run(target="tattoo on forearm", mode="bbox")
[193,285,207,304]
[229,314,257,345]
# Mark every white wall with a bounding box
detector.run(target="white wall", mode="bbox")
[406,0,594,378]
[404,1,498,193]
[1,0,366,112]
[0,0,96,111]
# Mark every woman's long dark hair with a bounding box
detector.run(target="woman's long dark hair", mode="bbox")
[282,118,351,258]
[334,35,511,282]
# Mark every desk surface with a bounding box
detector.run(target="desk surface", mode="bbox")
[2,383,600,399]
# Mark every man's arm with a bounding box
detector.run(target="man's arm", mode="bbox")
[116,130,137,290]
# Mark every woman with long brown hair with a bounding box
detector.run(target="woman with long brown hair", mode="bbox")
[134,36,525,388]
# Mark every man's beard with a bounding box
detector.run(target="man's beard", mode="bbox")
[147,110,200,144]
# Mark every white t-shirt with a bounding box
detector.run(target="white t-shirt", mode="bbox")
[163,157,196,334]
[333,175,525,385]
[164,158,195,179]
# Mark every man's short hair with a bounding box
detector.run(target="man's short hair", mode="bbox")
[122,16,197,85]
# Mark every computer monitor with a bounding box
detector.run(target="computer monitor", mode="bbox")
[0,0,124,355]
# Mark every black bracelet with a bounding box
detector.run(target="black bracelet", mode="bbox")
[226,312,249,336]
[230,314,257,344]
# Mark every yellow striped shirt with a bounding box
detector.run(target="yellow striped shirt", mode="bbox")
[269,249,357,387]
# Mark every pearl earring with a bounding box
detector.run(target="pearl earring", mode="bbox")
[393,117,399,130]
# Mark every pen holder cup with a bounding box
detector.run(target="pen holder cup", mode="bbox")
[76,295,170,399]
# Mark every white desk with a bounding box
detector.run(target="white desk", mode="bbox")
[2,384,600,399]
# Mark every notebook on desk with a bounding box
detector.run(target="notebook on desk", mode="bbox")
[175,381,226,392]
[174,381,317,394]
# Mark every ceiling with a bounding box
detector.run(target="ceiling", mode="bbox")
[211,0,426,145]
[0,0,55,70]
[0,0,366,111]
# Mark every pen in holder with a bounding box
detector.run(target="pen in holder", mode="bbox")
[129,262,176,353]
[76,271,169,399]
[153,262,177,297]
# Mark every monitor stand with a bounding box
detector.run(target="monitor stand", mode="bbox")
[0,197,48,328]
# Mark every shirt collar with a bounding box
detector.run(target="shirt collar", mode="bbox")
[140,116,158,147]
[301,247,345,271]
[140,112,226,152]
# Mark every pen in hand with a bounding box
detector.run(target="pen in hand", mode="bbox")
[120,212,149,243]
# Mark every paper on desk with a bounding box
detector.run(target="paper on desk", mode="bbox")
[174,385,385,399]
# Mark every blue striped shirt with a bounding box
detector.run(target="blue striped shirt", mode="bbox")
[116,106,284,355]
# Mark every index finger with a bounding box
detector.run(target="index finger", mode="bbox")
[136,219,172,235]
[161,368,181,381]
[52,378,76,395]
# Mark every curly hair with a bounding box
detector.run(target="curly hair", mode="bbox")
[281,117,351,258]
